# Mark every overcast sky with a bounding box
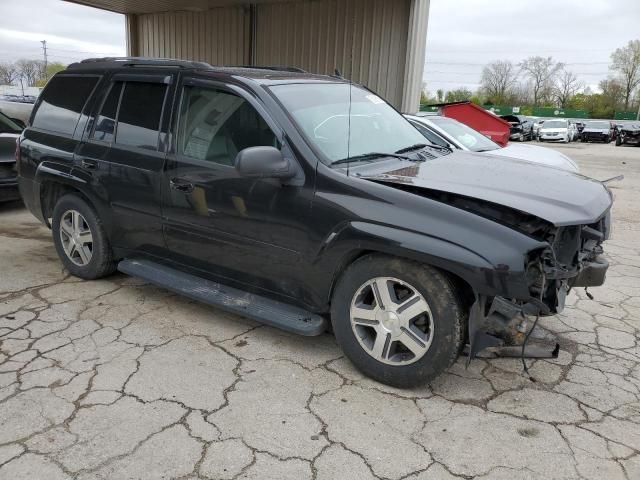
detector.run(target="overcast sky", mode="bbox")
[0,0,637,94]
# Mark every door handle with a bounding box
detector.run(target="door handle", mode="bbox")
[81,159,98,170]
[170,178,194,193]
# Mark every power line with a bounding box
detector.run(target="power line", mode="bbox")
[47,47,122,55]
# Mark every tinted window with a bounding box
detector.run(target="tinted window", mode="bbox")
[115,82,167,150]
[178,86,277,166]
[32,75,98,135]
[92,82,123,142]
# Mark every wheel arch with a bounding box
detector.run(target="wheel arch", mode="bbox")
[323,222,486,310]
[35,163,102,228]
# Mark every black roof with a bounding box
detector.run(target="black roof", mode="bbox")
[66,57,341,85]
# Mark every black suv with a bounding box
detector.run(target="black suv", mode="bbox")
[500,114,534,142]
[18,58,612,387]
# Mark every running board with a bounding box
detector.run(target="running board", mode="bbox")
[117,258,328,336]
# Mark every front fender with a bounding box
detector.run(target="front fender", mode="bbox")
[315,221,536,302]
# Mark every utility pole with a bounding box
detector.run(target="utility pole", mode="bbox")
[41,40,48,81]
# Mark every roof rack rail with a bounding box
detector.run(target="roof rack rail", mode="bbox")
[67,57,213,70]
[231,65,307,73]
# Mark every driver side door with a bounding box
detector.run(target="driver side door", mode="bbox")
[162,79,316,304]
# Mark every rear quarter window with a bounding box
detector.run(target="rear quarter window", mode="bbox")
[31,75,99,135]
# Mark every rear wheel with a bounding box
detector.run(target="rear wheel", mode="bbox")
[51,194,116,280]
[331,254,464,388]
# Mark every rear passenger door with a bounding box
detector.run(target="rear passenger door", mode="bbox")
[76,73,174,254]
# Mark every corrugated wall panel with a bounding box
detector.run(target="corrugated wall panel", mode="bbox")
[135,7,250,66]
[255,0,410,107]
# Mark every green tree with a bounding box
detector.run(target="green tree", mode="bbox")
[610,39,640,110]
[444,88,473,103]
[35,62,66,87]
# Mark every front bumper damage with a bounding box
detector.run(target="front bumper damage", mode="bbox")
[468,211,610,360]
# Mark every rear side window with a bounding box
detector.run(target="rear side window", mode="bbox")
[116,82,167,150]
[92,82,123,143]
[32,75,98,135]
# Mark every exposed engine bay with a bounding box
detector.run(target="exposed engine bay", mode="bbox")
[468,210,610,361]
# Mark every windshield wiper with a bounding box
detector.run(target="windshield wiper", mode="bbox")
[332,152,412,166]
[395,143,451,154]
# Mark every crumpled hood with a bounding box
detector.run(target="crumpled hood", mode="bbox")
[583,128,609,134]
[358,150,611,226]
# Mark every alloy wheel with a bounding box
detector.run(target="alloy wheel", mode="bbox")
[349,277,434,365]
[59,209,93,266]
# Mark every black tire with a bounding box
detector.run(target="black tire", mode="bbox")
[604,135,610,144]
[51,193,116,280]
[615,136,622,146]
[331,254,464,388]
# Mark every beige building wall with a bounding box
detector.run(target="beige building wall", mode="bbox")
[253,0,410,108]
[123,0,428,111]
[131,6,250,66]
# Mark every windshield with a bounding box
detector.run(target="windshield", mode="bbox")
[269,83,428,164]
[586,121,610,129]
[542,120,567,129]
[0,112,22,134]
[428,116,499,152]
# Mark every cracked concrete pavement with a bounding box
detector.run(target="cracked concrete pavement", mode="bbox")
[1,142,639,479]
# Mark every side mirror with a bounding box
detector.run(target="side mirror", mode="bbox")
[234,146,296,180]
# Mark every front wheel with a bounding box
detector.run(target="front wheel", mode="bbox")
[51,194,116,280]
[604,135,610,143]
[331,254,464,388]
[616,136,622,146]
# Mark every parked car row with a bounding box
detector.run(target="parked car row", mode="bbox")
[528,117,637,146]
[0,94,37,104]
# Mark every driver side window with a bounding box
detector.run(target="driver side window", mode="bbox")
[178,86,278,167]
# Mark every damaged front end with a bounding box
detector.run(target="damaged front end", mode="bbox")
[468,211,611,360]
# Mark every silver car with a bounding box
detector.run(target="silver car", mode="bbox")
[405,114,579,172]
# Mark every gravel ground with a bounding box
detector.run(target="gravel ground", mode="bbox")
[0,141,638,479]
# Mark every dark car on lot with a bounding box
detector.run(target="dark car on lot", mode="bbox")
[0,111,22,202]
[499,114,534,141]
[17,58,613,387]
[616,122,640,146]
[581,120,615,143]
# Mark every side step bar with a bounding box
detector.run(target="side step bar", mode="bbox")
[117,258,328,336]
